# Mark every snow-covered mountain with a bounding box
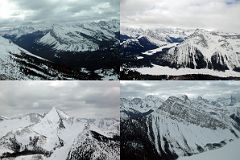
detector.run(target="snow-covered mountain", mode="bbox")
[0,36,74,80]
[0,108,120,160]
[162,29,240,70]
[121,27,240,79]
[2,19,119,53]
[121,27,189,46]
[120,95,164,112]
[0,19,119,80]
[121,95,240,160]
[0,35,117,80]
[38,20,119,52]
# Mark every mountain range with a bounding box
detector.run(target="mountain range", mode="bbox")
[120,95,240,160]
[0,108,120,160]
[120,27,240,80]
[0,19,119,80]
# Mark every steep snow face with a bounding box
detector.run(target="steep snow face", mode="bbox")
[0,108,120,160]
[38,20,119,52]
[148,111,237,157]
[0,36,44,61]
[39,25,99,52]
[121,95,240,160]
[31,107,70,137]
[147,96,240,157]
[121,27,240,78]
[0,36,69,80]
[0,20,119,54]
[166,29,240,70]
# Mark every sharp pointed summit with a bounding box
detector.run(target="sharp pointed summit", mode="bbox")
[0,108,120,160]
[45,107,70,122]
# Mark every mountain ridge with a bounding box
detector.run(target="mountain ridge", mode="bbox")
[0,107,120,160]
[121,95,240,160]
[120,27,240,79]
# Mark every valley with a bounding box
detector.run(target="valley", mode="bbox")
[120,27,240,80]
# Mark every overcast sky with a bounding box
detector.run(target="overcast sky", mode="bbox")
[0,81,119,119]
[0,0,119,27]
[121,0,240,33]
[121,81,240,100]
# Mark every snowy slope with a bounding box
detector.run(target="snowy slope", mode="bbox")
[1,20,119,53]
[178,139,240,160]
[38,20,119,52]
[164,29,240,70]
[0,108,120,160]
[0,113,43,138]
[121,27,190,47]
[121,27,240,78]
[0,24,50,38]
[0,36,71,80]
[0,20,119,80]
[121,95,240,159]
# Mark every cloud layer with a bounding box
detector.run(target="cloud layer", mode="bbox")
[0,0,119,27]
[0,81,119,118]
[121,81,240,100]
[121,0,240,33]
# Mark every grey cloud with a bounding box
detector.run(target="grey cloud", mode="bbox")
[0,0,119,27]
[121,0,240,33]
[120,81,240,100]
[0,81,119,119]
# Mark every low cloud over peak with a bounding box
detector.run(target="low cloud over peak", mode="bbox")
[0,0,119,27]
[121,81,240,100]
[0,81,119,119]
[121,0,240,33]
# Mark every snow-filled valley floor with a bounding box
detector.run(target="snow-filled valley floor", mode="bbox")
[120,27,240,80]
[130,64,240,78]
[0,19,120,80]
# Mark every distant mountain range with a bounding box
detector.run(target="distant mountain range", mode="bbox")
[120,27,240,80]
[0,19,119,80]
[0,108,120,160]
[121,95,240,160]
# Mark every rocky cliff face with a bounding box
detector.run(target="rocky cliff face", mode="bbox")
[121,95,240,160]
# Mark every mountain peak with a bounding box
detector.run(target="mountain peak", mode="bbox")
[194,28,205,34]
[197,96,203,100]
[31,107,70,135]
[181,95,189,100]
[145,95,163,102]
[145,95,158,99]
[167,95,191,104]
[45,107,69,122]
[131,98,143,104]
